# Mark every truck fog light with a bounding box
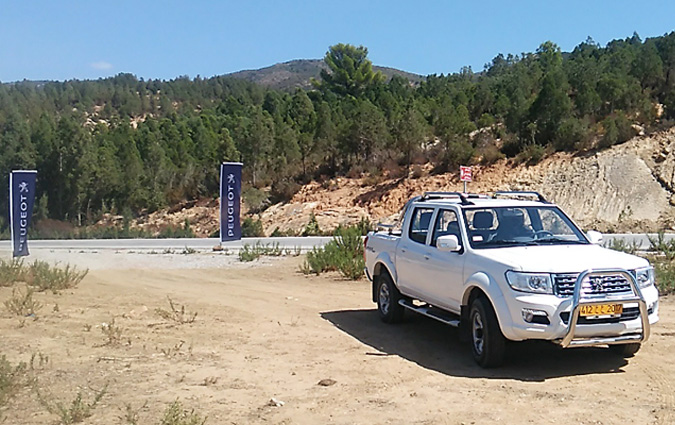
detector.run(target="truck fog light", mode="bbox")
[522,308,550,324]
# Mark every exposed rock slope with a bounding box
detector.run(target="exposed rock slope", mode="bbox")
[260,127,675,234]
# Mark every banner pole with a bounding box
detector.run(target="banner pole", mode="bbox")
[219,164,223,245]
[9,172,14,254]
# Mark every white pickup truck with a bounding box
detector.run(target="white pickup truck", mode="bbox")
[364,191,659,367]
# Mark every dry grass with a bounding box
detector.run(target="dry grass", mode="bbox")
[155,297,197,324]
[4,286,42,317]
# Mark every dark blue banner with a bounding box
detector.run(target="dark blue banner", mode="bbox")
[10,170,37,257]
[220,162,242,242]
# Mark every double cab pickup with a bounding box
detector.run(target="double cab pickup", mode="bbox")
[364,191,659,367]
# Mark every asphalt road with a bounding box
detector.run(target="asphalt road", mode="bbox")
[0,236,333,251]
[0,233,673,252]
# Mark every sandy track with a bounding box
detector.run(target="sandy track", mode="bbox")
[1,254,673,424]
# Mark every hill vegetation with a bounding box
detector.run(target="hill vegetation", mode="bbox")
[1,33,675,233]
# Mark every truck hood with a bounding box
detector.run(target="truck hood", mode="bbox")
[477,244,649,273]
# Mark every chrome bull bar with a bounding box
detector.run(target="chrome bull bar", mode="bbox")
[560,269,650,348]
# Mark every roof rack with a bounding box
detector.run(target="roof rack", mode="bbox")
[493,191,550,204]
[421,192,474,205]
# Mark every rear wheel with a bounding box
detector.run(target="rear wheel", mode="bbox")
[469,296,506,368]
[376,274,405,323]
[608,343,641,358]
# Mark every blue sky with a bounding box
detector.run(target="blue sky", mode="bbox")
[1,0,674,82]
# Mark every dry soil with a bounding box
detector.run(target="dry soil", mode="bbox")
[1,251,674,425]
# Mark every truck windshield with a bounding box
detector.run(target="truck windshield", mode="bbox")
[462,206,588,249]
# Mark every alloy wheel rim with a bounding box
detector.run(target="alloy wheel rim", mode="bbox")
[379,283,390,314]
[472,312,485,355]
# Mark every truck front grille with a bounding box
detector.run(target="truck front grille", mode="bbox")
[554,273,632,297]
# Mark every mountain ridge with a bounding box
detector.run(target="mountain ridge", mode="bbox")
[225,59,425,90]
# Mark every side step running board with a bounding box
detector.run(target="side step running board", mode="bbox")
[399,299,460,327]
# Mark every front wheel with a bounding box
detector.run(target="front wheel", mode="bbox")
[376,274,405,323]
[469,296,506,368]
[608,343,641,358]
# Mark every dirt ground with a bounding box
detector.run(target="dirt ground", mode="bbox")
[1,252,674,425]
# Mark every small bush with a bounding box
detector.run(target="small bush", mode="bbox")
[0,259,26,287]
[517,143,546,165]
[479,144,505,165]
[647,231,675,261]
[242,187,270,213]
[410,164,424,179]
[101,318,123,346]
[0,355,27,408]
[238,242,283,262]
[654,260,675,294]
[4,287,42,317]
[300,225,365,280]
[160,400,207,425]
[302,212,321,236]
[27,261,88,294]
[270,179,301,204]
[36,383,108,425]
[241,217,264,237]
[605,238,642,255]
[155,297,197,324]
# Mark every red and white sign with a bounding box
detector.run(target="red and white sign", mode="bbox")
[460,166,472,182]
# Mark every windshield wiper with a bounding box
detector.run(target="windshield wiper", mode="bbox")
[477,239,538,247]
[532,237,586,245]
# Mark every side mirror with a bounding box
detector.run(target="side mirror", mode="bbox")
[587,230,603,245]
[437,235,461,252]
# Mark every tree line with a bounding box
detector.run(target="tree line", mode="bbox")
[1,32,675,229]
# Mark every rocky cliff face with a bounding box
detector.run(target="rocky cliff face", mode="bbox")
[260,127,675,234]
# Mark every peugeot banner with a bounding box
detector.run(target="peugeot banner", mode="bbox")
[9,170,38,257]
[220,162,242,242]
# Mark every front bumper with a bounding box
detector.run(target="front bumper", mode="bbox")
[499,278,659,344]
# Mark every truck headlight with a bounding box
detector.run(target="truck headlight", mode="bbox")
[634,266,655,289]
[505,271,553,294]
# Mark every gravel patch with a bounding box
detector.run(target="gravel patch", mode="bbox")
[0,248,283,270]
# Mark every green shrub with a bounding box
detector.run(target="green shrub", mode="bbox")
[654,260,675,295]
[605,238,642,255]
[517,143,546,165]
[300,225,365,280]
[302,212,321,236]
[238,242,283,262]
[241,217,264,237]
[647,231,675,261]
[242,187,270,213]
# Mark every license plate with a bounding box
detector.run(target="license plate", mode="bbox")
[579,304,623,317]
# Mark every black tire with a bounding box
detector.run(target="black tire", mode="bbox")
[376,273,405,323]
[469,296,506,368]
[608,343,641,358]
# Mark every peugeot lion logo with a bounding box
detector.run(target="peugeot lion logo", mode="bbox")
[590,277,605,291]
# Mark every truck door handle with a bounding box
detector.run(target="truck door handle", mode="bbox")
[400,248,406,253]
[424,254,430,260]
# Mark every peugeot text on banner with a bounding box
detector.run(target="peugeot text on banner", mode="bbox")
[9,170,38,257]
[220,162,242,242]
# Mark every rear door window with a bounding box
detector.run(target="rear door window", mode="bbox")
[408,208,434,244]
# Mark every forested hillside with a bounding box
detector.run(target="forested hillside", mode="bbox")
[1,33,675,232]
